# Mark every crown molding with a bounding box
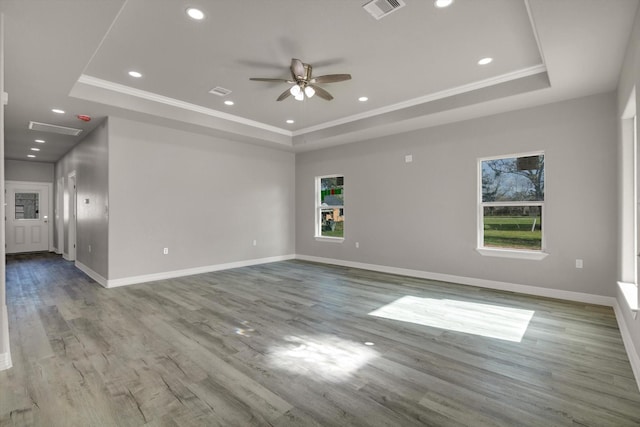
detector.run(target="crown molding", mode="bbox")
[293,64,548,136]
[77,74,292,137]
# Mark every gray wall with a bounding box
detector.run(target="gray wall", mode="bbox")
[617,5,640,373]
[296,92,617,297]
[5,159,54,183]
[55,118,109,278]
[107,117,295,280]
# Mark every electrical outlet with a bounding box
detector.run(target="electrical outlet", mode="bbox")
[575,259,583,269]
[163,247,169,255]
[253,240,257,247]
[355,242,360,248]
[405,154,413,163]
[88,245,91,253]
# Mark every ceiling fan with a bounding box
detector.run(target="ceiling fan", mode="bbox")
[250,58,351,101]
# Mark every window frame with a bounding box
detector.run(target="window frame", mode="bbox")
[477,151,548,260]
[315,174,345,243]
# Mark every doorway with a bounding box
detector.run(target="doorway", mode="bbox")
[5,181,52,253]
[56,176,64,254]
[66,172,77,261]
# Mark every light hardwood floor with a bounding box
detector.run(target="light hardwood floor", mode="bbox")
[1,252,640,426]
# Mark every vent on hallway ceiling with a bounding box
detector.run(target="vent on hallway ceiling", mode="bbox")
[28,121,83,136]
[363,0,406,20]
[208,86,232,96]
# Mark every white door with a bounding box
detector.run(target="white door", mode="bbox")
[5,181,51,253]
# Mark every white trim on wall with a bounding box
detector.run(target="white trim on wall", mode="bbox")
[613,300,640,392]
[75,261,107,287]
[295,254,615,307]
[77,255,296,289]
[0,304,11,371]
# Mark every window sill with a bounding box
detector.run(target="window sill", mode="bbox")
[617,281,639,318]
[314,236,345,243]
[476,247,548,261]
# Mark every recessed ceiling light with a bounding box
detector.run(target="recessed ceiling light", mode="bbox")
[128,71,142,78]
[35,139,45,143]
[358,96,369,102]
[478,57,493,65]
[186,7,205,20]
[224,100,234,106]
[434,0,454,8]
[27,154,36,158]
[30,147,40,151]
[286,119,295,124]
[52,108,65,114]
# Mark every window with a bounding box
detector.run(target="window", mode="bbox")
[316,175,344,240]
[15,192,39,220]
[479,153,545,256]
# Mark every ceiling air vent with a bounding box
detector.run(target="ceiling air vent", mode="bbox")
[363,0,406,20]
[28,121,83,136]
[208,86,232,97]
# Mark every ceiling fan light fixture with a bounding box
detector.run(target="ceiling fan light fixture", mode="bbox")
[290,84,301,97]
[304,86,315,98]
[294,91,304,101]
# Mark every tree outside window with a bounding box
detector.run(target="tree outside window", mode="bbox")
[480,154,544,251]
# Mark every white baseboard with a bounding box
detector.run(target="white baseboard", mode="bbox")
[613,300,640,392]
[75,261,108,288]
[62,253,72,261]
[296,255,616,307]
[0,352,11,371]
[0,304,12,371]
[93,254,296,288]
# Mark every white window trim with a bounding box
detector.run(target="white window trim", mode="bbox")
[621,87,639,313]
[477,152,548,260]
[476,247,548,260]
[315,174,345,242]
[314,236,345,243]
[617,282,639,318]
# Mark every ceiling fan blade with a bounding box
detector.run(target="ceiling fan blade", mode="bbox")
[310,85,333,101]
[276,88,292,101]
[291,58,305,80]
[249,78,292,83]
[310,74,352,84]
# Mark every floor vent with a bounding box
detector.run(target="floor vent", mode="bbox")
[209,86,232,96]
[363,0,406,20]
[28,121,83,136]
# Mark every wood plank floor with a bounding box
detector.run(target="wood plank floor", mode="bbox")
[1,252,640,426]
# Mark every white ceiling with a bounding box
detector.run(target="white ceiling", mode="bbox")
[1,0,638,162]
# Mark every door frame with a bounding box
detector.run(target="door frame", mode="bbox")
[5,180,53,253]
[66,171,77,261]
[56,176,64,254]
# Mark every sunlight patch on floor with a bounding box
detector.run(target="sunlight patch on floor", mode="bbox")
[369,296,534,342]
[267,335,378,382]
